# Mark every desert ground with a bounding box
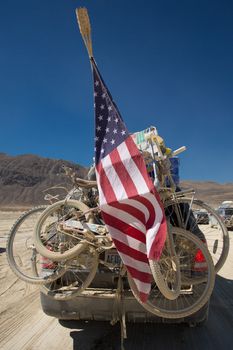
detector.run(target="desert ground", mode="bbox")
[0,210,233,350]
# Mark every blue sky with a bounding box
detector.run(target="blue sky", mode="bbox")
[0,0,232,183]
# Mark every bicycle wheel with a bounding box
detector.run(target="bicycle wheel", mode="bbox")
[40,245,99,300]
[33,200,94,261]
[6,206,67,284]
[149,225,181,300]
[128,228,215,319]
[164,197,229,273]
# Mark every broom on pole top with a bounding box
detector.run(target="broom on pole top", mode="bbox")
[76,7,94,59]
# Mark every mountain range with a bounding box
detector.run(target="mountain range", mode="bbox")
[0,152,232,210]
[0,153,88,209]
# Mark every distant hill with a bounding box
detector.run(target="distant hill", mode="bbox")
[0,153,232,209]
[180,180,233,208]
[0,153,88,209]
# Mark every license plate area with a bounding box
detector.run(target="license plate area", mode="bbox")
[105,249,121,266]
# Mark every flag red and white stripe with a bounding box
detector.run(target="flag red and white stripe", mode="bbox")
[92,59,167,302]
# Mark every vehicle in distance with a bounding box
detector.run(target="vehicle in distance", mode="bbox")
[216,201,233,230]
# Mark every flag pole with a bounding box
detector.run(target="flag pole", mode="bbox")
[76,7,94,60]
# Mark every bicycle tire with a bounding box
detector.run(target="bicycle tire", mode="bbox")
[40,245,99,300]
[33,200,94,261]
[128,227,215,319]
[149,224,181,300]
[6,206,66,284]
[164,197,229,273]
[149,256,181,301]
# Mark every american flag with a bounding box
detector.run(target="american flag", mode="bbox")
[91,59,167,302]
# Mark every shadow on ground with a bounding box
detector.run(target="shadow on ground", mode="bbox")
[59,275,233,350]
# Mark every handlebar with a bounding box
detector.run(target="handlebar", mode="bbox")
[147,132,186,159]
[172,146,186,156]
[62,165,97,189]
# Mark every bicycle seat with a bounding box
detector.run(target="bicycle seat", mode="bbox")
[74,177,97,188]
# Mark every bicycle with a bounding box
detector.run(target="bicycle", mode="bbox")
[32,195,216,318]
[32,133,224,318]
[5,184,85,283]
[5,205,68,285]
[144,132,229,272]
